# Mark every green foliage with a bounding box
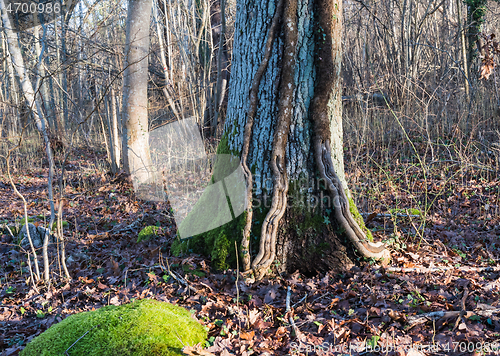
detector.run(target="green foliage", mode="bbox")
[19,217,34,225]
[51,220,69,230]
[20,299,207,356]
[464,0,488,60]
[137,226,160,243]
[464,0,488,27]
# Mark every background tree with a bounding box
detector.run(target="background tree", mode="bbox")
[122,0,154,187]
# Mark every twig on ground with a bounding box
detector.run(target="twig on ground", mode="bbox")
[159,255,199,294]
[406,303,500,328]
[65,324,100,355]
[452,285,468,332]
[286,286,303,341]
[292,293,308,309]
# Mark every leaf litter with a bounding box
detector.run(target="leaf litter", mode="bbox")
[0,151,499,355]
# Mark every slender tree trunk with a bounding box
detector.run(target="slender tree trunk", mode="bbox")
[213,0,228,134]
[1,0,57,282]
[109,88,121,173]
[54,17,66,138]
[457,0,469,100]
[122,0,154,190]
[2,31,20,135]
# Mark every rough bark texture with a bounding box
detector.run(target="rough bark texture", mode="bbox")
[225,0,358,276]
[122,0,154,189]
[175,0,389,276]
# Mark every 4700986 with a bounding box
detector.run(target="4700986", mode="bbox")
[5,1,61,14]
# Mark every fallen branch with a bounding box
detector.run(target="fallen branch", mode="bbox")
[407,303,500,328]
[374,265,500,275]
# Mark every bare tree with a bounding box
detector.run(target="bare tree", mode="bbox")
[0,0,57,282]
[122,0,154,187]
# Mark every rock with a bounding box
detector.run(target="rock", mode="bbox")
[18,223,42,248]
[18,224,56,248]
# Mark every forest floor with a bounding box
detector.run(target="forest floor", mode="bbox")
[1,146,500,356]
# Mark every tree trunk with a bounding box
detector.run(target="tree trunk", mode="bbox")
[173,0,389,279]
[1,0,58,281]
[122,0,154,190]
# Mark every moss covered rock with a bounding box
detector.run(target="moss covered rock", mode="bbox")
[20,299,207,356]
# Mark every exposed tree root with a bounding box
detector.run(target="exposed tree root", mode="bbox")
[251,0,298,280]
[315,141,389,258]
[309,0,389,261]
[240,0,284,272]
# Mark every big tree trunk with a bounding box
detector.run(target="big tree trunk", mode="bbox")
[173,0,388,278]
[122,0,154,188]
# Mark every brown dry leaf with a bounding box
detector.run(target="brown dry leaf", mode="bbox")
[248,309,260,326]
[97,282,108,290]
[275,326,287,337]
[479,62,495,80]
[147,272,158,283]
[444,270,453,285]
[240,331,255,340]
[388,310,405,322]
[329,297,339,308]
[182,343,215,356]
[110,258,120,276]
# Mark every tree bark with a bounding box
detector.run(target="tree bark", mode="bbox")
[122,0,154,190]
[173,0,389,279]
[226,0,388,278]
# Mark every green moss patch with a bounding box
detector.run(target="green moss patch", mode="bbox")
[389,208,422,216]
[137,226,160,242]
[21,299,207,356]
[347,194,374,242]
[19,217,35,225]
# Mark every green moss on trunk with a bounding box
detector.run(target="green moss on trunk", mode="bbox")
[347,194,373,242]
[172,212,246,270]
